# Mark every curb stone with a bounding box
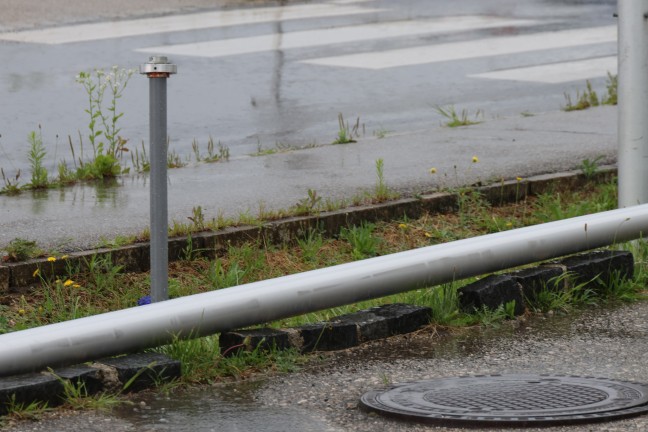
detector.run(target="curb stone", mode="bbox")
[0,168,616,293]
[219,250,635,355]
[0,353,180,415]
[457,250,634,315]
[219,304,432,354]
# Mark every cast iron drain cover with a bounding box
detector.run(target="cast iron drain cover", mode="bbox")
[360,374,648,427]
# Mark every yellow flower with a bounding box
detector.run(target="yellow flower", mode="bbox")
[506,222,513,228]
[61,255,69,260]
[429,167,437,174]
[424,232,432,238]
[472,156,479,163]
[516,176,523,182]
[63,279,74,287]
[398,223,408,230]
[33,268,40,278]
[47,256,56,262]
[18,309,25,315]
[38,306,44,314]
[73,284,81,289]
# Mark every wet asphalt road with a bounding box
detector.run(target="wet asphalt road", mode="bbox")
[0,0,617,173]
[4,299,648,431]
[0,0,621,251]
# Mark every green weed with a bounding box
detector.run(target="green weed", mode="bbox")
[435,105,482,127]
[580,155,604,179]
[0,167,21,195]
[1,238,42,262]
[340,222,380,260]
[564,74,617,111]
[2,394,50,420]
[27,128,49,189]
[293,189,322,216]
[332,113,359,144]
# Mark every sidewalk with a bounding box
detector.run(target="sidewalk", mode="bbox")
[0,106,617,252]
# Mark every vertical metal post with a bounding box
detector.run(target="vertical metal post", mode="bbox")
[618,1,648,207]
[140,56,177,302]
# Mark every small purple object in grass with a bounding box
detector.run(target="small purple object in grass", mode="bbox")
[137,295,151,306]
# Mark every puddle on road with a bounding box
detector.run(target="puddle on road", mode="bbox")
[111,304,643,431]
[113,380,332,432]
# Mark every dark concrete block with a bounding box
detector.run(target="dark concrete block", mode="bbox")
[0,265,8,294]
[510,267,565,301]
[298,321,359,353]
[110,244,149,273]
[50,364,103,396]
[97,353,181,393]
[335,303,431,342]
[219,328,292,356]
[371,303,431,334]
[0,373,63,414]
[459,274,526,316]
[557,250,634,290]
[478,179,528,207]
[333,311,388,342]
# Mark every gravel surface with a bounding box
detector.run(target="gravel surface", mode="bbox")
[4,300,648,431]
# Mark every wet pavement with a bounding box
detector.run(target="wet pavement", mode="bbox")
[0,1,616,186]
[0,0,616,165]
[0,105,618,251]
[4,299,648,431]
[0,0,620,251]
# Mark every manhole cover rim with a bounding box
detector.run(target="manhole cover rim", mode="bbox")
[360,374,648,427]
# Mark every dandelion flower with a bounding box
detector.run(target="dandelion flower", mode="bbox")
[424,232,432,238]
[516,177,523,182]
[63,279,74,287]
[506,222,513,228]
[47,256,56,262]
[61,255,69,260]
[398,223,408,230]
[73,284,81,289]
[472,156,479,163]
[429,167,437,174]
[18,309,25,315]
[33,268,40,277]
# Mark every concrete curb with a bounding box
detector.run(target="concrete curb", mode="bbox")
[218,250,634,354]
[0,353,180,415]
[0,168,616,293]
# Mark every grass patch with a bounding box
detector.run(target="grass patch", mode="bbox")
[1,178,644,396]
[435,105,482,127]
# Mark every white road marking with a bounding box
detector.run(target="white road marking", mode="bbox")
[469,56,617,83]
[302,25,617,70]
[0,4,382,45]
[137,16,539,58]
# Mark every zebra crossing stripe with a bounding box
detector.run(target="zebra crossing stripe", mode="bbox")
[0,3,382,44]
[469,56,617,84]
[137,16,540,58]
[301,25,617,70]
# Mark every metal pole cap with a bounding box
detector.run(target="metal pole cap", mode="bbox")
[140,56,177,77]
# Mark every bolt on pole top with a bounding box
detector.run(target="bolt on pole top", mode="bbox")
[139,55,178,78]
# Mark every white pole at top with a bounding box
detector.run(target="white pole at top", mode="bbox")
[618,0,648,207]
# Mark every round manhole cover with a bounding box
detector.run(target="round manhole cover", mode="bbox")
[360,374,648,427]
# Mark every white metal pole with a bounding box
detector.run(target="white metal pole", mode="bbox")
[618,0,648,207]
[0,204,647,376]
